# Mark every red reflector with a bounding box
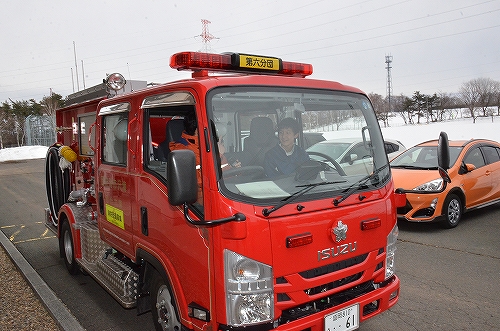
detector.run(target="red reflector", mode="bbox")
[394,191,406,208]
[361,219,381,230]
[286,232,313,248]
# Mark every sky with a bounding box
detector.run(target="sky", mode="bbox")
[0,0,499,103]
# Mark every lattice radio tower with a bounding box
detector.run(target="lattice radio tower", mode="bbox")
[198,19,219,52]
[385,55,393,112]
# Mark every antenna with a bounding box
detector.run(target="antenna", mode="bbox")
[81,60,86,89]
[71,68,75,93]
[73,41,80,91]
[385,55,393,113]
[197,19,219,52]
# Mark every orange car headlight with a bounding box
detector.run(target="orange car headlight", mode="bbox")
[413,178,443,191]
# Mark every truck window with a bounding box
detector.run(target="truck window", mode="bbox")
[102,112,128,165]
[141,92,203,207]
[209,87,390,205]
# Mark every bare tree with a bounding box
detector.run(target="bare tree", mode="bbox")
[459,79,481,123]
[475,77,497,117]
[369,93,389,127]
[40,92,64,128]
[391,94,407,124]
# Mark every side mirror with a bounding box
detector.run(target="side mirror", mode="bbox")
[437,131,450,170]
[349,154,358,164]
[166,150,198,206]
[466,163,476,172]
[437,131,451,185]
[459,161,477,175]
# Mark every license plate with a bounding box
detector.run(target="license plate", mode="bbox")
[324,304,359,331]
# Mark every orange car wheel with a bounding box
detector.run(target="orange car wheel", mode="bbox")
[442,194,462,229]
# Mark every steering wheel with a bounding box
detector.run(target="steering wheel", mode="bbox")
[307,151,346,176]
[223,165,266,179]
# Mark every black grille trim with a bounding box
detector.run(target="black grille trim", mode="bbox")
[299,253,368,279]
[279,281,375,325]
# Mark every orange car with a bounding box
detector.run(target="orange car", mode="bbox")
[390,138,500,228]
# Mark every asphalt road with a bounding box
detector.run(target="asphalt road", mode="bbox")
[0,158,499,331]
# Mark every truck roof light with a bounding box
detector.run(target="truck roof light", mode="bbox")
[106,73,126,91]
[170,52,313,77]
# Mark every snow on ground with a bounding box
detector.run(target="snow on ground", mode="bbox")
[322,116,499,150]
[0,117,498,163]
[380,116,500,149]
[0,145,48,162]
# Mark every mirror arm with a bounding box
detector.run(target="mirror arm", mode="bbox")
[183,203,246,226]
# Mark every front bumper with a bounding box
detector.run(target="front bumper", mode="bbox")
[273,275,399,330]
[397,194,444,222]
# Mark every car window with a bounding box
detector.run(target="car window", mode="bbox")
[464,147,486,168]
[341,143,371,163]
[481,145,500,164]
[385,142,398,154]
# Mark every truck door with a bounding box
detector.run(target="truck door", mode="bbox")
[96,102,134,257]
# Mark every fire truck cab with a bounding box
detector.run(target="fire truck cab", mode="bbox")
[45,52,403,331]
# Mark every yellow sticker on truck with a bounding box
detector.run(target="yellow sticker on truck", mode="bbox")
[105,204,125,230]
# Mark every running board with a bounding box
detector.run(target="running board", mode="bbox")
[77,221,139,309]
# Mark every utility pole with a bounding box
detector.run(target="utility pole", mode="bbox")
[197,19,218,52]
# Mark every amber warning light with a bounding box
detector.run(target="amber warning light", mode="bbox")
[170,52,313,77]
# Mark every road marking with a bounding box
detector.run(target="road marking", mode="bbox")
[13,236,57,244]
[0,222,57,244]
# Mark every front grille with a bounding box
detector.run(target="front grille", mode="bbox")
[299,254,368,279]
[305,273,363,296]
[279,281,375,324]
[276,249,385,326]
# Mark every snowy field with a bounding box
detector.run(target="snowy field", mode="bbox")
[0,116,498,163]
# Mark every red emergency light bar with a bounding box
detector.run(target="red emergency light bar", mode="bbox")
[170,52,313,77]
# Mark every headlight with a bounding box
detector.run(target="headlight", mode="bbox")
[385,224,398,279]
[413,178,443,191]
[224,250,273,327]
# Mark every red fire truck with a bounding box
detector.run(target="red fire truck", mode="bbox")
[45,51,406,331]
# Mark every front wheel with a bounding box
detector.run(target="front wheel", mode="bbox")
[151,271,181,331]
[61,221,79,275]
[442,194,462,228]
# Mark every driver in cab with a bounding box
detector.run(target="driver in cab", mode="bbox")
[264,117,309,178]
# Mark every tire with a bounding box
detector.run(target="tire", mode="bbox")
[151,271,181,331]
[61,221,79,275]
[442,194,462,228]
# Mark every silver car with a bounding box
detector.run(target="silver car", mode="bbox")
[307,137,406,175]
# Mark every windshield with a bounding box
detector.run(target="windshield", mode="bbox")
[391,145,462,169]
[208,86,389,205]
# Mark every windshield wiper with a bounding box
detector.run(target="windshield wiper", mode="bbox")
[262,180,346,217]
[392,164,429,169]
[333,164,389,206]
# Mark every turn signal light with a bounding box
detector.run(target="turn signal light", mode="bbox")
[361,218,381,230]
[286,232,313,248]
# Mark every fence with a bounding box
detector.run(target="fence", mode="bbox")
[24,115,56,147]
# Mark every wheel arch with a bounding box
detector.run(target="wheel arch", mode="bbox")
[443,187,466,214]
[136,247,188,323]
[57,204,82,260]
